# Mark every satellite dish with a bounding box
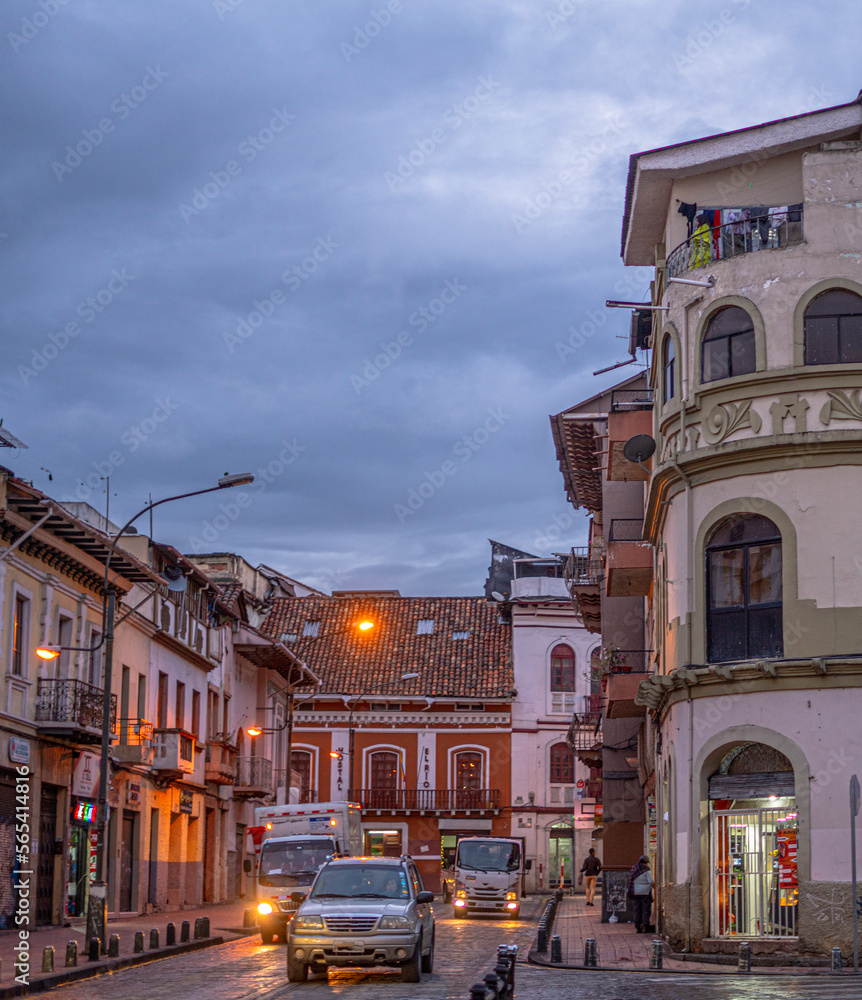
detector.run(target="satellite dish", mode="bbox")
[162,565,187,593]
[622,434,656,464]
[491,591,506,602]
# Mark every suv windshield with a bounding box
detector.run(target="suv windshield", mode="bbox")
[457,841,520,872]
[259,840,333,877]
[311,864,410,899]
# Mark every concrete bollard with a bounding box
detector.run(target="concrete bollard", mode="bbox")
[42,946,54,973]
[832,947,843,973]
[650,938,663,970]
[584,937,597,968]
[66,941,77,967]
[483,972,500,998]
[149,928,159,950]
[201,916,210,938]
[88,938,101,962]
[550,934,562,963]
[166,922,176,946]
[181,920,190,943]
[469,985,486,1000]
[738,941,751,973]
[108,935,120,958]
[536,923,547,953]
[243,908,256,928]
[133,931,145,954]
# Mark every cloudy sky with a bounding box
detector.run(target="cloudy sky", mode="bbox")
[1,0,858,595]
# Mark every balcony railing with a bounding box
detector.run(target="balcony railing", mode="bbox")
[667,207,804,277]
[606,649,651,674]
[568,695,603,752]
[350,788,500,813]
[35,679,116,742]
[565,548,604,587]
[608,519,644,542]
[513,557,565,579]
[610,388,654,412]
[235,755,273,794]
[115,717,154,765]
[205,738,237,784]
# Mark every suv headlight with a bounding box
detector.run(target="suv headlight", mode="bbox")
[292,914,324,930]
[379,916,412,930]
[257,902,273,915]
[506,891,518,901]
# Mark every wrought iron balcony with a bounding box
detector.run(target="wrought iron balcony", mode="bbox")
[115,717,154,765]
[234,755,273,796]
[35,679,116,745]
[567,694,603,755]
[565,547,604,587]
[608,519,644,542]
[350,788,500,814]
[667,208,804,278]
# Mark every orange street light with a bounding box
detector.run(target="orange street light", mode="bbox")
[247,726,263,737]
[330,751,342,759]
[36,645,61,660]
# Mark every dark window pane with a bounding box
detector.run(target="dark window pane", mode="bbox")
[708,609,747,662]
[709,550,744,608]
[551,645,575,691]
[550,743,574,784]
[840,315,862,363]
[805,289,862,318]
[704,306,753,340]
[729,330,755,376]
[805,316,839,365]
[702,338,729,382]
[748,544,782,605]
[709,514,780,547]
[747,606,783,658]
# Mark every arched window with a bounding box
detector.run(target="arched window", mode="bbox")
[550,644,575,714]
[662,335,676,402]
[290,750,313,802]
[803,289,862,365]
[549,742,575,784]
[453,750,484,808]
[706,514,782,662]
[368,750,400,809]
[701,306,755,383]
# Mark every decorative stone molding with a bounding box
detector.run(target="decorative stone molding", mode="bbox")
[820,388,862,425]
[770,393,809,434]
[700,400,762,445]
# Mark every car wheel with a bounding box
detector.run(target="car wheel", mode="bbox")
[277,926,288,943]
[401,934,422,983]
[287,953,308,983]
[260,928,275,945]
[421,929,435,974]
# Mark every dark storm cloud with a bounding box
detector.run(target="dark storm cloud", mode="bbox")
[1,0,859,593]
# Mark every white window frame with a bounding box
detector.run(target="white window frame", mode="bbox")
[548,642,577,716]
[447,744,490,790]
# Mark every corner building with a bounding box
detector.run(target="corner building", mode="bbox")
[620,94,862,956]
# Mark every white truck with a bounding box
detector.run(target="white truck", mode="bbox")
[245,801,362,943]
[443,836,529,919]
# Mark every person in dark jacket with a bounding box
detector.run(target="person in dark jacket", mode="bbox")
[579,848,602,906]
[626,855,653,932]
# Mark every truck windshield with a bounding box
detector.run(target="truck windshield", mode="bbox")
[457,841,520,872]
[259,840,332,876]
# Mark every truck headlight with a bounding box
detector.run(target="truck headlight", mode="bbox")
[506,891,518,901]
[292,914,324,930]
[455,889,466,898]
[257,902,273,916]
[379,916,412,930]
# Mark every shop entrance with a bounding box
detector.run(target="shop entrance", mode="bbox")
[364,829,402,857]
[548,822,574,890]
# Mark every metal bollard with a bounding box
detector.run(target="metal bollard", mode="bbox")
[88,938,101,962]
[149,928,159,950]
[193,917,202,939]
[66,941,77,967]
[469,985,486,1000]
[550,934,562,963]
[108,934,120,958]
[202,916,210,938]
[166,922,176,946]
[181,920,190,942]
[536,923,547,953]
[650,938,663,970]
[133,931,145,954]
[738,941,751,973]
[42,946,54,973]
[483,972,500,998]
[832,947,843,973]
[243,908,255,927]
[584,937,597,968]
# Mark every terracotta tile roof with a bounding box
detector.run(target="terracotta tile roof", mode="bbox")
[261,596,513,699]
[217,580,244,616]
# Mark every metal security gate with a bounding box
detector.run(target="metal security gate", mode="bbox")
[710,806,798,938]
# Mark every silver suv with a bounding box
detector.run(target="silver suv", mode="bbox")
[287,856,435,983]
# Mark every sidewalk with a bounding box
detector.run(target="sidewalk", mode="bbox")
[531,894,839,975]
[0,900,252,990]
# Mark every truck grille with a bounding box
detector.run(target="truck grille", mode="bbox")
[324,916,378,933]
[470,888,504,898]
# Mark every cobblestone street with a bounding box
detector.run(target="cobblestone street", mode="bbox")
[36,902,862,1000]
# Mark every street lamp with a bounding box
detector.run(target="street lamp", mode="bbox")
[347,672,419,796]
[74,473,253,951]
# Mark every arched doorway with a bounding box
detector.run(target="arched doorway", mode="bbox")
[708,742,797,938]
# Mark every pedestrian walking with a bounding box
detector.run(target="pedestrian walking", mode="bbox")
[578,848,602,906]
[626,855,653,932]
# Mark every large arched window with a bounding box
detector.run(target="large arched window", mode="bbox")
[453,750,484,808]
[662,335,676,402]
[549,742,575,784]
[803,289,862,365]
[706,514,782,662]
[701,306,756,383]
[550,644,575,714]
[368,750,400,809]
[290,750,313,802]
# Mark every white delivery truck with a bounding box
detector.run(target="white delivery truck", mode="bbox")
[245,801,362,943]
[442,836,529,919]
